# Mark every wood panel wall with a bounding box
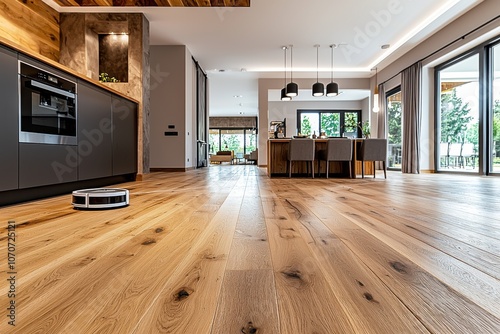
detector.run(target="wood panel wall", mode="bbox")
[0,0,60,61]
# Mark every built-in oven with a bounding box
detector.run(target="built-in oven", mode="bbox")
[19,61,77,145]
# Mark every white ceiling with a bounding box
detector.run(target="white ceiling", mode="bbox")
[47,0,482,116]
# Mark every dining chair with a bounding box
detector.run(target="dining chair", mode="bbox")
[288,138,315,178]
[359,138,387,179]
[317,138,353,178]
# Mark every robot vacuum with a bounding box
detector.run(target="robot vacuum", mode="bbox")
[72,188,129,209]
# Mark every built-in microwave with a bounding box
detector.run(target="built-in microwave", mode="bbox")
[19,62,77,145]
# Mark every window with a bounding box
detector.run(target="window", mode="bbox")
[386,88,402,169]
[490,42,500,173]
[437,53,479,173]
[297,110,361,138]
[209,128,256,155]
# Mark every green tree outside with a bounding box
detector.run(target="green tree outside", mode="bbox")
[493,100,500,164]
[440,89,473,144]
[301,115,312,135]
[321,113,340,136]
[387,101,402,145]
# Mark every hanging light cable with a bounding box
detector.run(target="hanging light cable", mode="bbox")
[286,44,298,97]
[373,67,379,112]
[326,44,339,97]
[312,44,324,97]
[281,46,291,101]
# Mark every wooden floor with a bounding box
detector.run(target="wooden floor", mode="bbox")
[1,165,499,333]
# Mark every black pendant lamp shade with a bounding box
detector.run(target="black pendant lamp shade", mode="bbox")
[326,81,339,96]
[281,87,291,101]
[313,82,325,96]
[286,82,298,97]
[281,46,292,101]
[286,45,298,97]
[326,44,339,97]
[312,44,324,97]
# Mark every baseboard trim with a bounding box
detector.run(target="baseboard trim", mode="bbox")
[420,169,436,174]
[150,167,196,173]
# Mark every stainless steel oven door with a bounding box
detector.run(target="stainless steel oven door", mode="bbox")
[19,62,77,145]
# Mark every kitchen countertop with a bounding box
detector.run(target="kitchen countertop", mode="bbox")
[0,36,139,104]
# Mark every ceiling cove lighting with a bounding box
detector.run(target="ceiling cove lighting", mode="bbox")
[286,45,298,97]
[281,46,292,101]
[373,67,379,112]
[326,44,339,97]
[312,44,324,97]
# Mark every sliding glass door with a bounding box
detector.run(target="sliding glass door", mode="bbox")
[437,53,480,173]
[386,88,402,169]
[209,128,256,155]
[490,42,500,173]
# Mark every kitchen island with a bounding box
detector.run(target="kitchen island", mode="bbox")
[267,138,374,178]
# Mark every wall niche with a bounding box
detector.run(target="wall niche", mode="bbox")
[98,33,129,82]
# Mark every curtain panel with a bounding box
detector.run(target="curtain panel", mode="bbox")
[376,83,386,170]
[377,83,386,139]
[401,62,422,173]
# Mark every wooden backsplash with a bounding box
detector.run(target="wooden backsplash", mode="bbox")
[0,0,60,61]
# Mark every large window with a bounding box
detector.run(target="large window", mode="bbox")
[386,88,402,169]
[436,37,500,175]
[297,110,361,138]
[437,53,480,173]
[209,128,256,155]
[490,42,500,173]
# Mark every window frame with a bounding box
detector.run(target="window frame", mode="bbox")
[296,109,362,138]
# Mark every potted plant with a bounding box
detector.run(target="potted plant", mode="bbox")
[344,113,358,137]
[99,72,120,83]
[359,120,370,138]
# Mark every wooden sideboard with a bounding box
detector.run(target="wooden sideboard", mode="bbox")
[267,138,374,178]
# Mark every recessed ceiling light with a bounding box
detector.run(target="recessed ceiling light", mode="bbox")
[233,95,243,98]
[381,44,390,49]
[218,69,226,72]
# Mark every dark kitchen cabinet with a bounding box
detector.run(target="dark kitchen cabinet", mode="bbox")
[77,81,113,180]
[19,143,78,188]
[0,46,19,191]
[112,95,137,175]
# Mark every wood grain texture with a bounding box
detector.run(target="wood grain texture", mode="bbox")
[53,0,250,6]
[0,0,60,61]
[268,139,373,177]
[0,166,499,333]
[211,270,279,333]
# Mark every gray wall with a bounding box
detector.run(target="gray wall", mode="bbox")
[150,45,196,169]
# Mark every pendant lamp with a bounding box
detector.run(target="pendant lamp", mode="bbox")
[373,67,379,112]
[286,45,298,97]
[326,44,339,97]
[281,46,292,101]
[312,44,324,97]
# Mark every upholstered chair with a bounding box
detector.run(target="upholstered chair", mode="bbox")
[288,138,315,178]
[318,139,353,178]
[359,138,387,178]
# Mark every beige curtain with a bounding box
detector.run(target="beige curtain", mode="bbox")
[401,62,422,173]
[375,83,386,170]
[377,83,386,139]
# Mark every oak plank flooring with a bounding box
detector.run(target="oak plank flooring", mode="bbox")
[293,178,500,333]
[211,270,279,333]
[299,181,500,317]
[0,166,499,333]
[261,181,430,334]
